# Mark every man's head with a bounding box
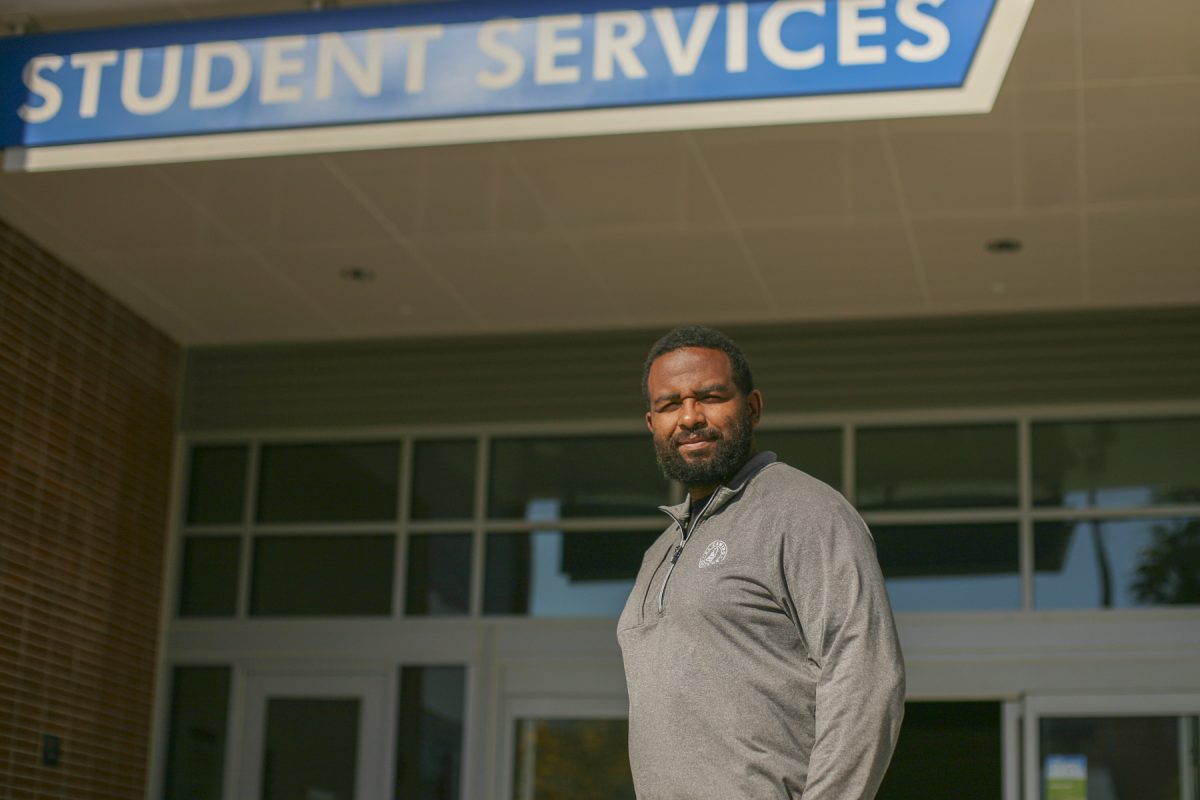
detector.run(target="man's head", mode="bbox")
[642,326,762,498]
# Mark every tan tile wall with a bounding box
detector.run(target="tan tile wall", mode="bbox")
[0,216,179,799]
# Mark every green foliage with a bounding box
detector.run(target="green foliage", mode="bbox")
[1132,520,1200,605]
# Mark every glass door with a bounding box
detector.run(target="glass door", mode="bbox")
[502,695,633,800]
[1023,694,1200,800]
[239,670,392,800]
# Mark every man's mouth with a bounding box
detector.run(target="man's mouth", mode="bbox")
[675,433,718,453]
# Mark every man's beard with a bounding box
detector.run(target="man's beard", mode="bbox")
[654,407,755,489]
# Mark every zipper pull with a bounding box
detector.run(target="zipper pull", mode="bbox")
[669,543,684,565]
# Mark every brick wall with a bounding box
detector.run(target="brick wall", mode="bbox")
[0,216,180,799]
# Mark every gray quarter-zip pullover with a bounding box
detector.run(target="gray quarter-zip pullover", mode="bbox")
[618,452,904,799]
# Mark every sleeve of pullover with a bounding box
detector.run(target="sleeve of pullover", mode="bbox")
[789,500,905,800]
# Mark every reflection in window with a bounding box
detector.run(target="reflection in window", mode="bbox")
[488,436,667,519]
[484,530,660,616]
[396,666,466,800]
[256,442,400,523]
[755,428,842,491]
[405,534,472,616]
[1032,417,1200,508]
[186,445,248,524]
[513,718,634,800]
[856,424,1018,510]
[1040,716,1195,800]
[873,524,1021,612]
[251,534,395,616]
[411,440,477,520]
[1035,518,1200,609]
[162,666,231,800]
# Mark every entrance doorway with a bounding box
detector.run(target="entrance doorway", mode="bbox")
[238,670,392,800]
[502,695,633,800]
[1023,694,1200,800]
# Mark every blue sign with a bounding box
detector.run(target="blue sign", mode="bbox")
[0,0,1036,168]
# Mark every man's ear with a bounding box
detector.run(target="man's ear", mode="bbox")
[645,410,654,433]
[747,390,763,426]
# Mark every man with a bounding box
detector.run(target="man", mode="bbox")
[618,325,904,799]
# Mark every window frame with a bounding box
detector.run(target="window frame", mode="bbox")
[1021,692,1200,800]
[174,404,1200,621]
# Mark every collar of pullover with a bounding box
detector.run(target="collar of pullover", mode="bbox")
[658,450,777,529]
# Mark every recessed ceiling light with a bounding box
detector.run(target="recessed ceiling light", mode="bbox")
[985,238,1023,254]
[339,266,375,282]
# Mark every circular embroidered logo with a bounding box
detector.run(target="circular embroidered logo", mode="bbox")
[698,540,728,569]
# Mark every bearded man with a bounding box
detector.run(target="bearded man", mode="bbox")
[618,325,905,799]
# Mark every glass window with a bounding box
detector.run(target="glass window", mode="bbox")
[256,442,400,523]
[186,445,248,525]
[405,534,472,616]
[396,666,466,800]
[488,435,667,519]
[250,534,395,616]
[856,424,1018,510]
[755,428,842,490]
[1035,518,1200,609]
[484,530,660,616]
[1039,716,1195,800]
[512,718,634,800]
[411,440,477,520]
[162,666,231,800]
[873,523,1021,612]
[262,698,359,800]
[1032,417,1200,508]
[178,536,240,617]
[877,702,1001,800]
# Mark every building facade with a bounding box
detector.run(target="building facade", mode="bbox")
[2,1,1199,798]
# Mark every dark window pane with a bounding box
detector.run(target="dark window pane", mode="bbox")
[411,440,477,521]
[396,666,466,800]
[856,424,1018,510]
[1032,417,1200,508]
[488,436,667,519]
[877,702,1001,800]
[513,718,635,800]
[263,699,359,800]
[186,445,248,524]
[1040,716,1185,800]
[484,530,659,616]
[178,537,240,617]
[162,666,231,800]
[1035,518,1200,609]
[755,429,842,491]
[405,534,472,616]
[256,442,399,523]
[250,535,395,616]
[484,533,531,616]
[874,523,1021,611]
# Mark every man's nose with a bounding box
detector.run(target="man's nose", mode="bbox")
[679,399,706,429]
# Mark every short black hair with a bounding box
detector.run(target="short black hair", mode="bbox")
[642,325,755,404]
